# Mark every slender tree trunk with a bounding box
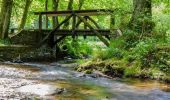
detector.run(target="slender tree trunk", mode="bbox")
[0,0,13,39]
[19,0,32,30]
[63,0,74,29]
[52,0,60,28]
[0,1,6,35]
[129,0,153,33]
[78,0,85,10]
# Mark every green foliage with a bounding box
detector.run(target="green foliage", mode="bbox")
[123,37,169,73]
[0,39,11,46]
[93,47,123,60]
[84,69,92,74]
[64,39,93,58]
[123,30,140,49]
[130,38,156,65]
[124,66,141,77]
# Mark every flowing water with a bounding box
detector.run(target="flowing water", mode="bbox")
[0,61,169,100]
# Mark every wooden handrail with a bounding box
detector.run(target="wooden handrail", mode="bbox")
[34,9,113,16]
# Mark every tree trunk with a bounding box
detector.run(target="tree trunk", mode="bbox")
[52,0,60,28]
[129,0,153,33]
[78,0,85,10]
[63,0,74,29]
[19,0,32,30]
[0,0,13,39]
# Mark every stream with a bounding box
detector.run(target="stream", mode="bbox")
[0,61,169,100]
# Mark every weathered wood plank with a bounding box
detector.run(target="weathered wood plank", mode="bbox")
[34,9,113,16]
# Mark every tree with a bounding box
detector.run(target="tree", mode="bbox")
[63,0,74,29]
[0,0,13,39]
[78,0,85,10]
[52,0,60,28]
[19,0,33,30]
[129,0,153,33]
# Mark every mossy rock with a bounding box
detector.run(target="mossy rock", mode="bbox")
[77,67,83,72]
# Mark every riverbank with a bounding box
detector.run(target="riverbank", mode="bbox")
[76,58,170,83]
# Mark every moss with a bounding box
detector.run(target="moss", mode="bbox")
[84,70,93,74]
[124,66,141,77]
[77,57,170,82]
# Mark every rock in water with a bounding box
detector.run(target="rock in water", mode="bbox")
[55,88,66,94]
[12,55,23,63]
[17,84,65,96]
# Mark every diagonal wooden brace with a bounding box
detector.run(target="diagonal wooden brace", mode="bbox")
[76,14,110,47]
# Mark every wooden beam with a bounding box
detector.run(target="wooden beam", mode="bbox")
[34,9,114,16]
[86,16,100,29]
[76,18,83,28]
[76,14,110,47]
[72,14,76,38]
[53,36,66,47]
[83,16,88,39]
[87,16,110,40]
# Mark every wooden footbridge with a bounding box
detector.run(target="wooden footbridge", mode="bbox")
[11,9,115,48]
[12,9,114,54]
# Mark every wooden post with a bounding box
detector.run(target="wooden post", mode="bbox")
[72,13,76,39]
[39,14,42,31]
[48,33,55,48]
[37,14,43,44]
[83,16,88,39]
[45,0,48,29]
[110,14,115,32]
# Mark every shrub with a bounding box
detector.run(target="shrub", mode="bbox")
[130,38,156,67]
[93,48,123,60]
[63,39,93,58]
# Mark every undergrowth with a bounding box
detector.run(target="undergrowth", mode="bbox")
[77,29,170,82]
